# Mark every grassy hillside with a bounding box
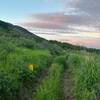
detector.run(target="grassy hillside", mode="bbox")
[0,20,64,55]
[0,20,100,100]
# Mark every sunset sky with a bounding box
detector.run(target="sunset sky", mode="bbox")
[0,0,100,49]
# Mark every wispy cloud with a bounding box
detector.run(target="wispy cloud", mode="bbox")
[19,0,100,48]
[61,0,100,16]
[21,12,100,33]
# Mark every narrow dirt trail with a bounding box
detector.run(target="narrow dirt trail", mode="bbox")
[63,69,73,100]
[32,63,52,100]
[20,66,50,100]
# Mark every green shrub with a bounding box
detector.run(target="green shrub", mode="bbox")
[54,55,67,67]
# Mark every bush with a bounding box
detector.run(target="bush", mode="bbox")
[54,55,67,67]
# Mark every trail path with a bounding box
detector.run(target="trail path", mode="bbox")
[32,64,51,100]
[64,69,73,100]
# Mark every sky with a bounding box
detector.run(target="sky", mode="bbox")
[0,0,100,49]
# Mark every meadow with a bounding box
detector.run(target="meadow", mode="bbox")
[0,46,52,100]
[67,51,100,100]
[0,20,100,100]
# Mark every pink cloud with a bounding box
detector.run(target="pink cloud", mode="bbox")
[19,12,100,49]
[62,37,100,48]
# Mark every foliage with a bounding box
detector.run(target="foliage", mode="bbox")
[0,20,100,100]
[54,55,68,68]
[34,63,64,100]
[68,52,100,100]
[0,47,52,99]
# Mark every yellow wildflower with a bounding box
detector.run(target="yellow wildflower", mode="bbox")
[28,64,34,71]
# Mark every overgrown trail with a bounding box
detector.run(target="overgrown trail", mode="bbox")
[32,63,51,100]
[63,69,73,100]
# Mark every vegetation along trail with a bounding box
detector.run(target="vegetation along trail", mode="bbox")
[63,69,73,100]
[33,56,67,100]
[32,61,52,100]
[0,20,100,100]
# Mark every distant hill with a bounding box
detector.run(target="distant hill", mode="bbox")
[0,20,64,55]
[0,20,99,54]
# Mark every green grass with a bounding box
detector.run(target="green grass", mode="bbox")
[0,47,52,100]
[68,52,100,100]
[0,20,100,100]
[34,63,64,100]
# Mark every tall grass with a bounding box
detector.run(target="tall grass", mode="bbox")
[34,63,64,100]
[0,47,52,100]
[68,52,100,100]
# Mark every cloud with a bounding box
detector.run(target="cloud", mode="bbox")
[21,12,100,34]
[20,0,100,33]
[61,0,100,16]
[19,0,100,48]
[21,12,66,30]
[34,33,100,48]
